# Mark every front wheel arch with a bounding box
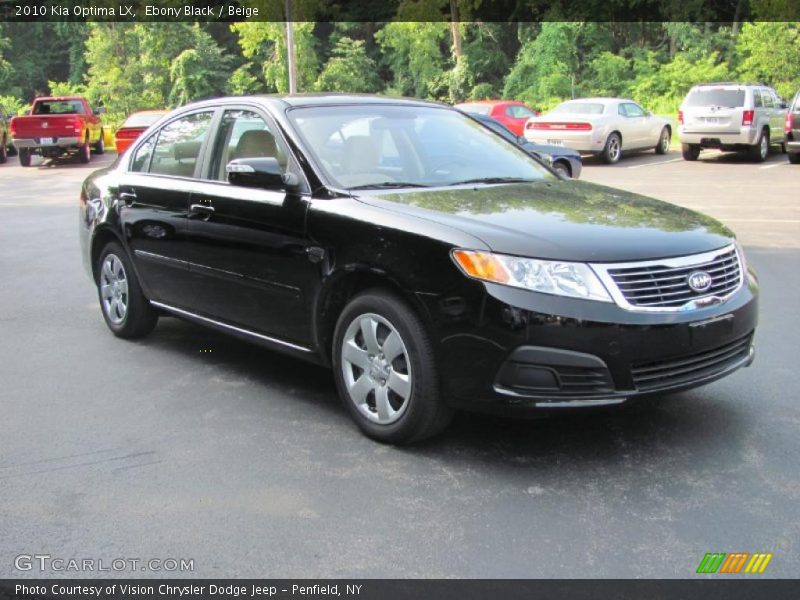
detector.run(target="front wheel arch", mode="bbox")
[314,269,433,367]
[90,227,126,282]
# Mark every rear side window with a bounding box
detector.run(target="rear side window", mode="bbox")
[147,112,214,178]
[685,89,746,108]
[761,90,775,108]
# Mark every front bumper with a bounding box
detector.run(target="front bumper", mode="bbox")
[431,271,758,414]
[12,137,81,149]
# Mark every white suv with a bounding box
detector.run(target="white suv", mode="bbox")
[678,83,788,162]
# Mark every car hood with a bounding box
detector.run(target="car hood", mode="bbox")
[355,180,735,262]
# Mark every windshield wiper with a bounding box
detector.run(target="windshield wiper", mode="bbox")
[447,177,536,186]
[347,182,430,190]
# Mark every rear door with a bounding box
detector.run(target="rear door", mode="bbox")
[183,106,315,345]
[682,87,746,134]
[116,109,216,308]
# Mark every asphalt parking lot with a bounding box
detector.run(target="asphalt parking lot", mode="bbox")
[1,148,798,578]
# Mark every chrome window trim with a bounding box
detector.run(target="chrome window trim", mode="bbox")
[590,243,744,313]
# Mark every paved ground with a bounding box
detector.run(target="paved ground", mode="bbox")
[0,148,798,578]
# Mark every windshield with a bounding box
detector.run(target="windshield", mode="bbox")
[551,102,605,115]
[287,105,552,189]
[685,89,746,108]
[456,103,492,115]
[123,112,165,128]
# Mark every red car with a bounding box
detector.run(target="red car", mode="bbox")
[114,110,167,154]
[455,100,541,137]
[10,96,105,166]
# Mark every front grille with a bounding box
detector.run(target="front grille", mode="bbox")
[605,247,742,309]
[631,334,752,392]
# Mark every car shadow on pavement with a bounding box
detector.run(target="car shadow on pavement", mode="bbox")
[137,315,747,467]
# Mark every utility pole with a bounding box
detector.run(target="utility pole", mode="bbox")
[285,0,297,94]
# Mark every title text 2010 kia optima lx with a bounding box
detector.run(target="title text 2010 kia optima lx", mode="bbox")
[79,95,758,444]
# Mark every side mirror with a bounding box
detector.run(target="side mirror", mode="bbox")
[226,157,299,191]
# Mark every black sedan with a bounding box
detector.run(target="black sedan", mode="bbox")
[466,111,582,178]
[79,95,757,444]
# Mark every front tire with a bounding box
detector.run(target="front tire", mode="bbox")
[552,161,571,178]
[601,133,622,164]
[655,127,670,154]
[19,148,31,167]
[681,143,700,161]
[749,129,769,163]
[97,241,158,338]
[333,290,453,444]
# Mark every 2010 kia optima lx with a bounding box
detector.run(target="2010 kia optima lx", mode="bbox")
[79,95,758,443]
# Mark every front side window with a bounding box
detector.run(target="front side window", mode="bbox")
[147,111,214,178]
[761,90,775,108]
[288,104,552,189]
[208,110,289,181]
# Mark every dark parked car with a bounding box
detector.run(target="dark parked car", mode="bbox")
[466,111,582,178]
[79,95,758,444]
[786,90,800,164]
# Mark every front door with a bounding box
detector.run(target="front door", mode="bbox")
[184,108,315,346]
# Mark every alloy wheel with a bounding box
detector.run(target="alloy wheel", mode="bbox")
[660,130,670,152]
[100,253,129,325]
[760,134,768,160]
[608,136,620,161]
[341,313,412,425]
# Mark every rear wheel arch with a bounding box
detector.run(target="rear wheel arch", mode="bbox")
[90,227,126,281]
[314,269,432,366]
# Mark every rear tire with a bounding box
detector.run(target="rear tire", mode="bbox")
[94,131,105,155]
[333,290,454,444]
[681,143,700,161]
[788,153,800,164]
[601,133,622,164]
[655,127,670,154]
[97,241,158,339]
[7,143,17,157]
[19,148,31,167]
[749,129,769,163]
[0,137,7,164]
[79,137,91,164]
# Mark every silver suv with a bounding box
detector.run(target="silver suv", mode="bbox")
[679,83,788,162]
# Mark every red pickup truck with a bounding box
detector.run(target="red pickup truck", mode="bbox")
[10,96,105,166]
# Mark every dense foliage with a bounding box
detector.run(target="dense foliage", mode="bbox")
[0,20,798,129]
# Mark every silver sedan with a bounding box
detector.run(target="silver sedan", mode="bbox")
[523,98,672,164]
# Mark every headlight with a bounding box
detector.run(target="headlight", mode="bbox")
[452,249,612,302]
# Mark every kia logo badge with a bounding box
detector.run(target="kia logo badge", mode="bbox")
[687,270,713,292]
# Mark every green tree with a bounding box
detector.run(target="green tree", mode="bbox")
[169,26,231,105]
[315,37,382,93]
[376,22,449,98]
[736,22,800,99]
[232,22,318,93]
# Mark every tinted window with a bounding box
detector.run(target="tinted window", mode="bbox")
[148,112,214,178]
[761,90,774,108]
[288,105,552,189]
[551,102,605,115]
[685,89,746,108]
[753,91,763,108]
[208,109,288,181]
[33,100,85,115]
[505,105,536,118]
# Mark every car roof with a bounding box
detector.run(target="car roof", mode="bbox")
[34,96,86,102]
[172,93,451,114]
